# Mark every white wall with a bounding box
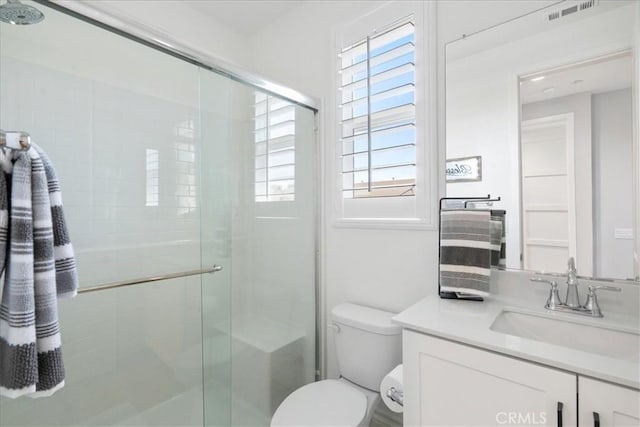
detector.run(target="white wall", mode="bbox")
[635,2,640,281]
[592,89,635,279]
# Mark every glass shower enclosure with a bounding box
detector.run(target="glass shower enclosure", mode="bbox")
[0,2,317,426]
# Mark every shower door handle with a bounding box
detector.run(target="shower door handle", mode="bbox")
[211,265,223,273]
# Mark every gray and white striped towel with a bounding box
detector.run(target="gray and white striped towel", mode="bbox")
[490,210,506,268]
[439,209,491,297]
[33,144,78,298]
[0,147,77,398]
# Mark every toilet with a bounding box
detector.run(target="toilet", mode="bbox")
[271,303,402,427]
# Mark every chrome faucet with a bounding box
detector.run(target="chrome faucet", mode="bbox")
[530,257,621,318]
[564,257,581,308]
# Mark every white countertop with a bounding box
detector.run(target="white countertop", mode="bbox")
[393,293,640,390]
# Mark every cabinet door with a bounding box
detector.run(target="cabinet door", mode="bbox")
[579,377,640,426]
[403,331,577,426]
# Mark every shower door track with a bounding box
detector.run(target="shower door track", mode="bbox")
[77,265,224,295]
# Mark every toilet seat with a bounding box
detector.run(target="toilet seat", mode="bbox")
[271,379,367,427]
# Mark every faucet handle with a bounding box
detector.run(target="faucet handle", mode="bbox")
[587,284,621,293]
[530,277,558,286]
[583,285,622,318]
[531,277,563,309]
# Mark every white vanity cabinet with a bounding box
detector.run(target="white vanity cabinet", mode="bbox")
[403,330,577,426]
[579,377,640,426]
[403,330,640,426]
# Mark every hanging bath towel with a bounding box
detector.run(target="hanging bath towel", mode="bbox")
[33,144,78,298]
[490,210,506,267]
[491,210,506,268]
[0,148,75,398]
[0,150,9,277]
[439,209,492,297]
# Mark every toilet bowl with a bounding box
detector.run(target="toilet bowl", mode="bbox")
[271,303,401,427]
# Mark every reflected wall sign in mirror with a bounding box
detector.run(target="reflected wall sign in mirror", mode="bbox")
[445,0,639,282]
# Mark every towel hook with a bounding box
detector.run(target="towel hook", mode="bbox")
[0,129,32,152]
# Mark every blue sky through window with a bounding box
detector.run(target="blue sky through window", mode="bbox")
[341,22,416,196]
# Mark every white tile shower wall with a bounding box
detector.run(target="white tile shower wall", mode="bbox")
[0,56,202,286]
[0,0,209,285]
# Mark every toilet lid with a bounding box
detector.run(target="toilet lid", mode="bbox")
[271,380,367,427]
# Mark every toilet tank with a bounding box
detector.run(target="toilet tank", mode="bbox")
[331,303,402,391]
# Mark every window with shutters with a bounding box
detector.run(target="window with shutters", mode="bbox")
[339,19,416,200]
[254,92,296,202]
[335,3,435,227]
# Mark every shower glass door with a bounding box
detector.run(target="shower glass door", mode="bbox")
[200,75,317,426]
[0,2,232,426]
[240,93,316,427]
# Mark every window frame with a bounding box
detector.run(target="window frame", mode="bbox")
[331,1,437,230]
[339,18,417,200]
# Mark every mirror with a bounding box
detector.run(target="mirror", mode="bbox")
[445,0,639,282]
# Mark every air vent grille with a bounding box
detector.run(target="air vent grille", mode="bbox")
[548,0,597,22]
[580,0,596,11]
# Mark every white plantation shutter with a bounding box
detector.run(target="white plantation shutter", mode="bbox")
[254,92,296,202]
[339,19,416,199]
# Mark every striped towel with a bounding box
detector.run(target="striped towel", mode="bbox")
[33,144,78,298]
[0,147,76,398]
[440,209,491,297]
[0,151,9,277]
[491,210,506,268]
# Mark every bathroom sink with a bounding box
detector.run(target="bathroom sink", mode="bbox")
[490,310,639,362]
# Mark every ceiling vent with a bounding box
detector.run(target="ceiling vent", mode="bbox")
[548,0,597,21]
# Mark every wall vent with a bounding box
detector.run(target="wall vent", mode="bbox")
[580,0,596,11]
[548,0,597,22]
[548,11,560,21]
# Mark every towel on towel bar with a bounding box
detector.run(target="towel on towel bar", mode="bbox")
[490,210,506,267]
[0,147,76,398]
[439,209,491,297]
[490,210,506,268]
